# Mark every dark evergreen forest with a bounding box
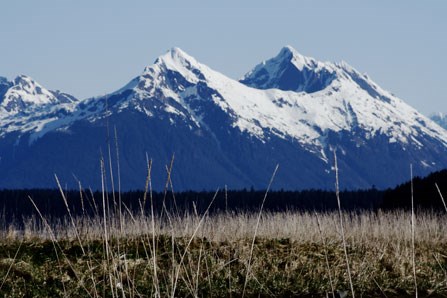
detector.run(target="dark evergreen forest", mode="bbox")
[0,169,446,221]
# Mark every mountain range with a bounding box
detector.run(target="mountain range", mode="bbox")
[1,46,447,191]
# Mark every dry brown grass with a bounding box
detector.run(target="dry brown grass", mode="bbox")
[0,209,446,297]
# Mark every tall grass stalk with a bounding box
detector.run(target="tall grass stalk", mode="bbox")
[105,99,117,215]
[100,158,110,261]
[142,154,160,297]
[410,165,418,298]
[0,238,23,291]
[242,164,279,298]
[112,126,127,298]
[101,157,119,298]
[27,196,69,297]
[435,183,447,213]
[171,189,219,298]
[165,165,179,215]
[334,151,355,298]
[55,175,85,254]
[59,178,101,297]
[315,211,336,298]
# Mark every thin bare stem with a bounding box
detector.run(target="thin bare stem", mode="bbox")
[142,154,152,216]
[435,183,447,213]
[242,164,279,298]
[0,239,23,291]
[143,154,159,297]
[55,174,85,254]
[105,97,117,214]
[101,158,110,261]
[171,189,219,298]
[114,126,123,232]
[225,184,228,213]
[27,196,95,297]
[410,164,418,298]
[315,212,336,298]
[334,151,355,298]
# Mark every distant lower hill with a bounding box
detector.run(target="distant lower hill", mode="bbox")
[381,169,447,210]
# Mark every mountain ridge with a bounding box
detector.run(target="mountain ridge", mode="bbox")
[0,75,77,114]
[1,46,447,191]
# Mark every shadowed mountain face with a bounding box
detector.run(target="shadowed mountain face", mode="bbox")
[240,46,337,93]
[1,47,447,191]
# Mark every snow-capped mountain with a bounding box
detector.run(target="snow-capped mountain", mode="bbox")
[431,113,447,129]
[1,47,446,190]
[0,75,78,144]
[0,75,76,114]
[240,46,447,149]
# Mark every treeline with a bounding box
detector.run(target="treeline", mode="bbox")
[382,169,447,210]
[0,169,446,220]
[0,188,382,221]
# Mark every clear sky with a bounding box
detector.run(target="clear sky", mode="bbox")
[1,0,446,115]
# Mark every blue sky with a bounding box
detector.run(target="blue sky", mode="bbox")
[1,0,446,115]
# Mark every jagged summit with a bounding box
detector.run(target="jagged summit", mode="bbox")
[240,46,337,93]
[154,47,197,66]
[117,47,207,98]
[0,75,77,114]
[143,47,202,79]
[276,45,322,71]
[1,75,59,113]
[13,74,34,85]
[240,46,405,107]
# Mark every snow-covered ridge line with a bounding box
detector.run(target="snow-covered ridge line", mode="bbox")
[2,46,447,190]
[123,46,447,148]
[1,46,447,150]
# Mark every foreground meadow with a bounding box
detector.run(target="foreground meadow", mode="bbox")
[0,208,446,297]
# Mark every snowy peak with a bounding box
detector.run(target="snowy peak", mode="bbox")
[240,46,400,104]
[0,75,77,113]
[2,75,57,113]
[153,47,199,70]
[12,75,52,97]
[142,47,203,83]
[277,45,319,71]
[240,46,337,93]
[113,47,217,110]
[116,47,206,98]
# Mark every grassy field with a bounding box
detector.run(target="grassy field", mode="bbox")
[0,208,446,297]
[0,157,445,297]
